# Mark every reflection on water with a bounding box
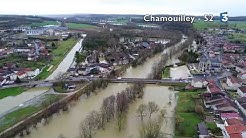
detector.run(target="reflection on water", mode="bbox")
[94,85,177,138]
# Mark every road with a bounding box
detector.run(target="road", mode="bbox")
[1,76,190,89]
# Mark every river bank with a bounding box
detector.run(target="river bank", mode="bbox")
[0,36,187,138]
[22,38,187,138]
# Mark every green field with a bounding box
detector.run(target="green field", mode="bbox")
[67,23,98,29]
[175,91,203,137]
[35,66,50,80]
[176,113,202,136]
[228,33,246,44]
[0,87,26,100]
[0,94,64,132]
[194,20,246,30]
[36,38,77,80]
[162,67,170,78]
[0,54,45,70]
[30,21,59,27]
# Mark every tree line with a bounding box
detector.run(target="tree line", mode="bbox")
[80,83,144,138]
[149,37,194,79]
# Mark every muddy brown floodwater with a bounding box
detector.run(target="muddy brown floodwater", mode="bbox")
[23,38,186,138]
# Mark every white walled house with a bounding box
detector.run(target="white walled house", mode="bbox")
[191,79,208,88]
[26,68,40,79]
[15,71,27,79]
[237,86,246,97]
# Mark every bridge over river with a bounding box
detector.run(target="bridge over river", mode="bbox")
[1,76,191,89]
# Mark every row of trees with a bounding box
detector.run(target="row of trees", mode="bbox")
[84,79,109,97]
[131,43,164,67]
[149,37,194,79]
[75,51,87,65]
[83,30,119,51]
[136,102,168,138]
[80,83,144,138]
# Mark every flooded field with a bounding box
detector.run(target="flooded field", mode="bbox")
[22,38,186,138]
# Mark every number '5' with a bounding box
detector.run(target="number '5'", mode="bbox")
[221,13,228,22]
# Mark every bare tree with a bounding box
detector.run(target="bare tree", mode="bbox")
[80,111,98,138]
[139,118,164,138]
[137,103,148,121]
[147,101,159,119]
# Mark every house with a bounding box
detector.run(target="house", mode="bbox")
[207,81,222,94]
[224,124,246,138]
[25,68,40,79]
[25,29,44,36]
[141,42,151,49]
[198,54,222,73]
[205,99,225,109]
[235,97,246,116]
[225,118,244,126]
[0,77,7,86]
[221,113,240,120]
[237,86,246,97]
[191,78,208,88]
[238,72,246,80]
[67,68,77,74]
[106,52,130,66]
[77,67,89,76]
[217,103,238,113]
[226,76,241,90]
[15,70,27,79]
[204,96,225,109]
[197,122,210,138]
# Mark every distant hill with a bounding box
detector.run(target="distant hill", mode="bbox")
[0,15,56,29]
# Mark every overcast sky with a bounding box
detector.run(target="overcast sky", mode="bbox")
[0,0,245,16]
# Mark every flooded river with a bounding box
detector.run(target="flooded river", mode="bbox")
[0,37,85,117]
[23,38,186,138]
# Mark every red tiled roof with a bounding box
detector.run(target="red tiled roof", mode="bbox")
[221,113,240,119]
[229,134,243,138]
[226,118,244,125]
[207,83,221,93]
[16,71,26,76]
[22,68,32,72]
[225,124,246,135]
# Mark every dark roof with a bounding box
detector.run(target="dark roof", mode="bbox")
[88,63,110,68]
[198,122,209,135]
[236,97,246,104]
[141,42,150,48]
[239,86,246,93]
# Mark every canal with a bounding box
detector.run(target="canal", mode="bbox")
[22,38,186,138]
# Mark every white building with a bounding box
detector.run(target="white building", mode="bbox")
[191,79,208,88]
[25,29,44,36]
